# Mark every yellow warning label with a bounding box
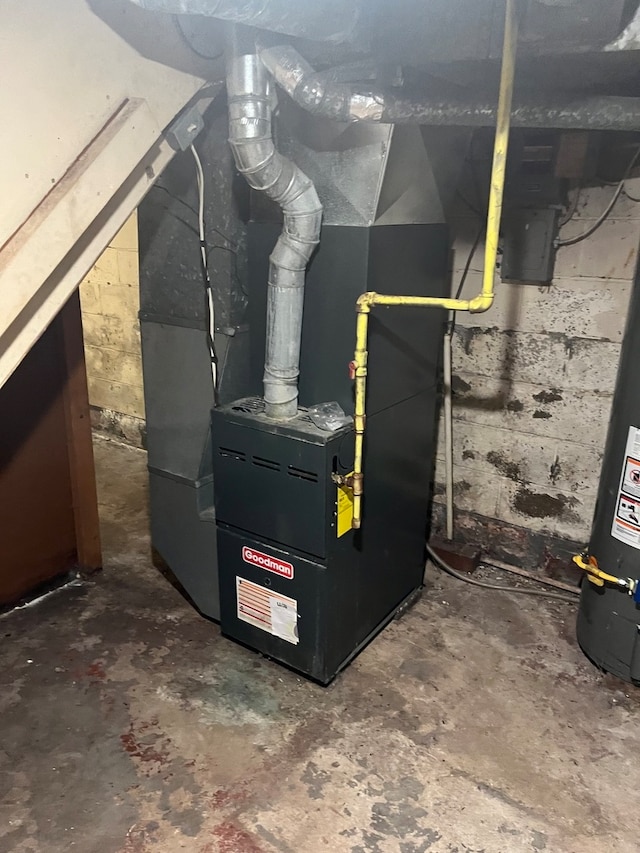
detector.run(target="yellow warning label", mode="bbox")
[337,473,354,538]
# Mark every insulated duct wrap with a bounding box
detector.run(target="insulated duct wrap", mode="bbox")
[259,44,385,122]
[227,35,322,420]
[260,43,640,132]
[127,0,361,43]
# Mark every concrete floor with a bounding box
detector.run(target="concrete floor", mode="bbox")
[2,437,640,853]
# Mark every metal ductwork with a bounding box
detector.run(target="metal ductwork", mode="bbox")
[260,42,640,132]
[127,0,362,43]
[227,29,322,420]
[259,44,385,123]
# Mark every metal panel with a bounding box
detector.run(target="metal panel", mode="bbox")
[501,208,559,284]
[214,388,439,682]
[141,322,216,481]
[217,527,344,683]
[273,102,454,227]
[366,224,448,413]
[149,473,219,620]
[137,98,251,622]
[248,223,449,415]
[213,401,346,559]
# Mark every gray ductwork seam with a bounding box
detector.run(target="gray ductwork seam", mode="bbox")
[227,34,322,420]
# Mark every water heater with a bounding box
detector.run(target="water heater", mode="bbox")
[577,267,640,684]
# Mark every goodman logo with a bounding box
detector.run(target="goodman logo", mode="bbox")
[242,546,294,580]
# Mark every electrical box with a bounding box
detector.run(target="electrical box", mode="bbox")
[501,207,559,284]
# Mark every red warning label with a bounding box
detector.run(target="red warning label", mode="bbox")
[621,456,640,499]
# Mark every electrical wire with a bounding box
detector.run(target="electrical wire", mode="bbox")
[426,545,578,604]
[191,143,218,393]
[153,182,241,247]
[456,189,484,219]
[153,181,248,299]
[558,184,581,227]
[556,145,640,248]
[482,557,578,595]
[154,182,198,218]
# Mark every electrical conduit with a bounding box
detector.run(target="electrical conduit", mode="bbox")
[350,0,519,529]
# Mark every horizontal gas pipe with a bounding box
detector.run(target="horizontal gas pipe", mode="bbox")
[349,0,518,530]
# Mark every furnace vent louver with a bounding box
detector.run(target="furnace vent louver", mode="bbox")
[288,465,319,483]
[219,447,247,462]
[252,455,281,472]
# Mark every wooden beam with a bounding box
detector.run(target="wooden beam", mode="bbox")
[59,292,102,572]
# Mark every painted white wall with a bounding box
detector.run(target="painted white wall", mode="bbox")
[0,0,218,389]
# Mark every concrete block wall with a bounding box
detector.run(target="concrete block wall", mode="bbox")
[79,213,145,446]
[75,173,640,570]
[432,178,640,568]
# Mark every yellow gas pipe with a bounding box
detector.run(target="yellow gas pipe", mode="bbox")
[572,554,633,591]
[349,0,519,530]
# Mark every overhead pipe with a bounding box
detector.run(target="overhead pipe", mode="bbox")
[260,41,640,132]
[379,95,640,131]
[346,0,519,530]
[226,28,322,420]
[128,0,361,43]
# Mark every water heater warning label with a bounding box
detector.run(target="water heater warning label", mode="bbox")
[612,426,640,549]
[236,577,299,645]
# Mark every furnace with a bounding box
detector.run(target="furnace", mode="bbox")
[212,123,450,680]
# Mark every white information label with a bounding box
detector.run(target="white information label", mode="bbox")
[236,577,299,645]
[269,598,298,645]
[611,425,640,549]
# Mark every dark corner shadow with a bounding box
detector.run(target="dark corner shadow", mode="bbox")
[452,261,525,414]
[151,546,218,623]
[88,0,225,79]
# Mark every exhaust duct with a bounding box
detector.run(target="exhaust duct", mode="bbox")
[226,28,322,420]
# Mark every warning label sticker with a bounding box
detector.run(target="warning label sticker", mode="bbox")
[337,473,354,538]
[236,577,299,645]
[611,426,640,549]
[616,493,640,528]
[621,457,640,499]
